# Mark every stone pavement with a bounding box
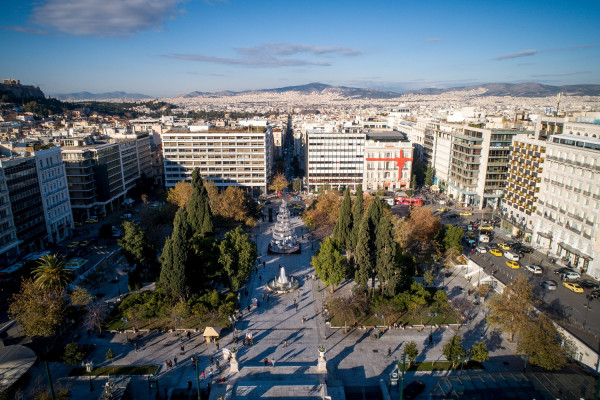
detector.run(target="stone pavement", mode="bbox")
[37,197,523,400]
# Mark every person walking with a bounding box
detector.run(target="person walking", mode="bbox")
[264,357,269,366]
[387,348,392,357]
[283,340,288,348]
[295,303,299,312]
[271,359,276,368]
[209,355,214,365]
[209,367,213,377]
[302,316,306,324]
[216,341,220,350]
[174,357,178,366]
[201,371,205,380]
[267,294,270,302]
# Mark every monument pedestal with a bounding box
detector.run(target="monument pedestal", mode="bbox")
[317,356,327,373]
[230,358,239,374]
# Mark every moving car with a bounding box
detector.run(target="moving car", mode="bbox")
[563,282,584,293]
[459,211,472,216]
[436,208,448,212]
[504,251,520,261]
[515,245,533,254]
[479,235,490,243]
[498,243,511,250]
[479,225,494,231]
[540,280,557,290]
[489,243,499,250]
[590,289,600,299]
[476,246,487,254]
[490,248,502,256]
[525,265,543,274]
[404,380,425,400]
[506,260,520,269]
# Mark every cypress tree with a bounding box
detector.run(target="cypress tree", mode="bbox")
[354,215,372,291]
[188,168,213,236]
[332,188,353,251]
[364,198,383,291]
[375,213,397,296]
[351,184,364,250]
[159,208,192,301]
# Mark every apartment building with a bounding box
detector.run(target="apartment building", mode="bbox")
[447,127,522,210]
[34,147,73,244]
[501,135,546,239]
[162,126,274,195]
[61,140,124,221]
[0,167,18,267]
[306,130,365,192]
[0,156,46,254]
[363,132,413,191]
[531,127,600,280]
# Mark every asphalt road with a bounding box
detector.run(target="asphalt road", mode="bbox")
[425,201,600,350]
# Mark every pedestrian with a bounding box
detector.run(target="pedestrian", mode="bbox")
[295,303,298,312]
[387,348,392,357]
[262,293,265,300]
[283,340,288,348]
[263,261,266,268]
[209,367,213,377]
[134,343,139,352]
[216,341,220,350]
[216,359,220,370]
[165,360,169,369]
[271,359,276,367]
[293,298,296,305]
[264,357,269,366]
[186,331,191,340]
[180,345,185,354]
[210,355,214,365]
[259,275,262,282]
[174,357,178,366]
[302,316,306,324]
[267,294,270,302]
[247,305,251,312]
[201,371,205,380]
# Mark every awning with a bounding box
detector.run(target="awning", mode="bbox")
[558,242,593,260]
[203,326,222,337]
[537,231,552,239]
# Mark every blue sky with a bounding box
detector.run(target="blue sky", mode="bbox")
[1,0,599,97]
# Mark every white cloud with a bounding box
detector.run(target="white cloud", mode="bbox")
[30,0,186,36]
[495,49,538,60]
[236,43,361,57]
[164,54,330,67]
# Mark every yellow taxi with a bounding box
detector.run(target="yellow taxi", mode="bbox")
[490,248,502,256]
[436,208,448,212]
[479,225,494,231]
[563,282,584,293]
[459,211,472,216]
[498,243,511,250]
[506,260,520,269]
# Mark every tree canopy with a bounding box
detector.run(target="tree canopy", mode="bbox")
[332,188,353,251]
[9,279,66,337]
[218,226,257,291]
[487,276,536,341]
[32,254,73,291]
[269,172,289,192]
[443,334,467,368]
[159,208,193,301]
[311,237,347,293]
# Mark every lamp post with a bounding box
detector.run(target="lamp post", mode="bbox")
[121,318,129,343]
[194,356,201,400]
[399,353,406,400]
[428,311,437,336]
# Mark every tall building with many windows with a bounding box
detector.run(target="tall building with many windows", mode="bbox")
[363,132,413,191]
[305,130,365,192]
[0,167,18,267]
[531,125,600,280]
[162,126,274,194]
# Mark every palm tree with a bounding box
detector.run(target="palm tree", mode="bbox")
[33,254,73,291]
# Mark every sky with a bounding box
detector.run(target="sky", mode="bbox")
[0,0,599,97]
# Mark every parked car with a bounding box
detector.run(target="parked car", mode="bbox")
[525,265,543,274]
[459,211,472,216]
[577,279,600,290]
[479,225,494,231]
[540,280,557,290]
[563,282,584,293]
[561,271,582,281]
[516,245,533,253]
[506,260,520,269]
[476,246,487,254]
[489,243,499,250]
[404,380,426,400]
[498,243,511,251]
[590,289,600,299]
[554,267,576,275]
[479,235,490,243]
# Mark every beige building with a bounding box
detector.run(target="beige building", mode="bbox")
[162,126,274,194]
[363,132,413,191]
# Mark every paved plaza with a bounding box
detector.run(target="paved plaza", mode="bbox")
[27,198,526,399]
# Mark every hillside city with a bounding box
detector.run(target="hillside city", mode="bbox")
[0,78,600,399]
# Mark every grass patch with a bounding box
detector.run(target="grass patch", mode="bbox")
[69,365,159,376]
[403,360,484,372]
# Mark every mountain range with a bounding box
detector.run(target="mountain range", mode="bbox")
[179,82,600,99]
[51,82,600,101]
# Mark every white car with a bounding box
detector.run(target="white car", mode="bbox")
[526,265,543,274]
[476,246,487,254]
[504,251,520,261]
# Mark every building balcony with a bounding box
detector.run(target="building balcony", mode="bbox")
[565,224,581,235]
[583,232,592,240]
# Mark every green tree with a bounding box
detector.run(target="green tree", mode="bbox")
[403,341,419,368]
[443,334,467,369]
[437,224,464,253]
[292,177,302,193]
[187,168,213,236]
[160,208,193,301]
[118,221,156,270]
[487,277,535,341]
[432,289,449,318]
[332,189,353,252]
[469,341,489,364]
[425,166,435,186]
[311,237,347,293]
[9,279,66,337]
[105,348,115,364]
[70,287,93,307]
[351,184,364,249]
[218,226,258,290]
[63,342,85,365]
[354,215,372,291]
[423,270,435,286]
[269,172,289,192]
[32,254,73,291]
[375,212,397,296]
[327,297,359,333]
[517,313,572,371]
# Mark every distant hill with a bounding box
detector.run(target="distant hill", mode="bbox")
[53,91,153,101]
[179,81,600,99]
[180,82,403,99]
[0,82,45,101]
[408,82,600,97]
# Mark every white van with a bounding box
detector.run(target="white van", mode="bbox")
[479,235,489,243]
[504,251,520,261]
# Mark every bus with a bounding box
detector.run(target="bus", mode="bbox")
[398,197,423,207]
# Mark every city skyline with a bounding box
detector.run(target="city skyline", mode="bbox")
[1,0,599,97]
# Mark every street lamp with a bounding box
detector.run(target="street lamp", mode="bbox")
[428,312,437,336]
[194,355,201,400]
[121,318,129,343]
